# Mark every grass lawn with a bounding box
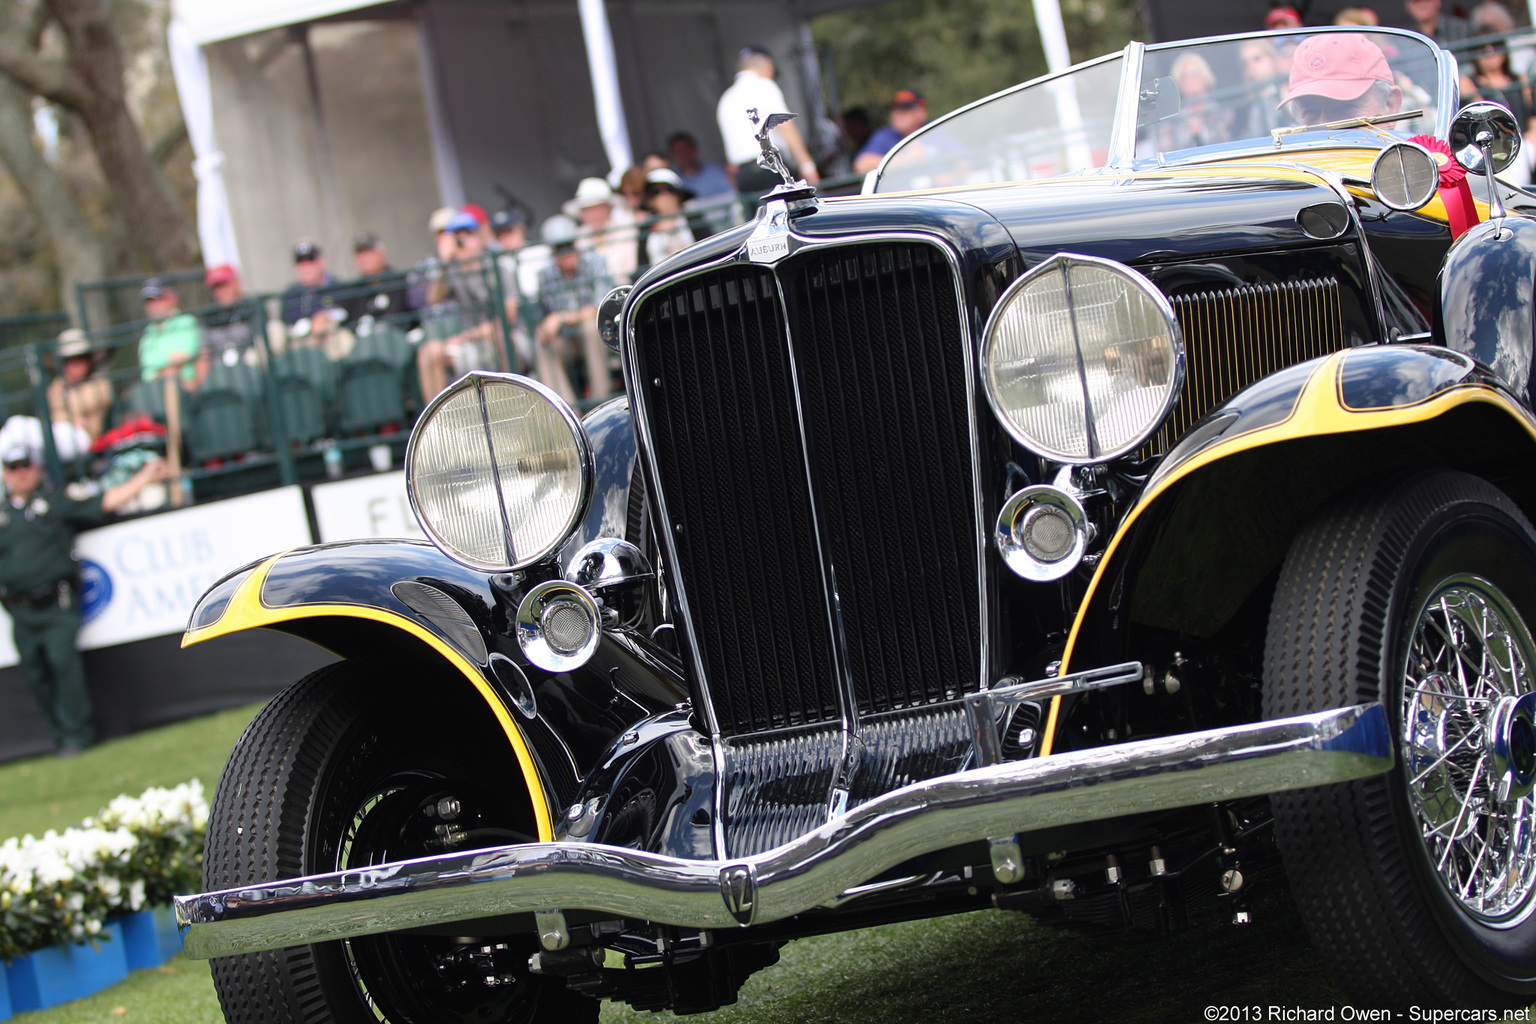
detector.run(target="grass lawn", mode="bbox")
[0,704,1524,1023]
[0,703,262,842]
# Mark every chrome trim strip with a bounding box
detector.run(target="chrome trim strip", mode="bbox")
[1105,41,1146,170]
[177,702,1393,959]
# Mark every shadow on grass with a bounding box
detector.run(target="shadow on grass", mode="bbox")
[603,886,1344,1024]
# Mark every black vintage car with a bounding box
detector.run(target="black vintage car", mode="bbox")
[177,26,1536,1019]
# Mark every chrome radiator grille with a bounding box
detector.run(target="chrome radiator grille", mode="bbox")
[1142,277,1346,457]
[631,241,981,738]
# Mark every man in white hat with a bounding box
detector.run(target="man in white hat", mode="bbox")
[46,328,113,441]
[564,177,638,285]
[0,441,167,754]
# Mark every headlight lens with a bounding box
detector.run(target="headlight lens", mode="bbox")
[983,254,1183,463]
[407,373,593,571]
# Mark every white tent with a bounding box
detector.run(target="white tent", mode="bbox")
[167,0,839,291]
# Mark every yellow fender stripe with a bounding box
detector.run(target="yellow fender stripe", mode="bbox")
[1042,353,1536,755]
[184,552,555,840]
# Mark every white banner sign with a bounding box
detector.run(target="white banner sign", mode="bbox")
[311,471,425,543]
[0,486,312,667]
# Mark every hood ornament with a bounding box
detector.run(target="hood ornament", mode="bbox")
[742,108,815,264]
[749,108,801,188]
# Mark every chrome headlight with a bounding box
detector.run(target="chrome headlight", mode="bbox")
[983,254,1183,464]
[406,373,593,571]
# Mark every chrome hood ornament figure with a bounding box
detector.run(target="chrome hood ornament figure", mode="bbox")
[742,107,815,262]
[749,107,801,188]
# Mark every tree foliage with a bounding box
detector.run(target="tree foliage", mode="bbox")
[814,0,1146,123]
[0,0,194,316]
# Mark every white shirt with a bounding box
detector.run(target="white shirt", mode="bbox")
[717,70,791,166]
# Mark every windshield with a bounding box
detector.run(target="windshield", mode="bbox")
[871,28,1450,194]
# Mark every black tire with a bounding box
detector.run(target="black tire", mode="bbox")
[203,660,599,1024]
[1265,470,1536,1009]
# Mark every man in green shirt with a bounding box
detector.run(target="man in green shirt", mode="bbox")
[137,279,205,386]
[0,444,168,754]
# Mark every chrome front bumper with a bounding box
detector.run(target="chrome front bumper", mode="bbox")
[176,703,1392,959]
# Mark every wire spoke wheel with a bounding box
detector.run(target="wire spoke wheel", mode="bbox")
[1265,471,1536,1009]
[1404,579,1536,924]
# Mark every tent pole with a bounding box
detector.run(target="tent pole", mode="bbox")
[577,0,633,179]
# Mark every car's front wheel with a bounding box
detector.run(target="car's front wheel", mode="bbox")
[203,659,598,1024]
[1265,469,1536,1009]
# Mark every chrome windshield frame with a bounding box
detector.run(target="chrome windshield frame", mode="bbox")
[869,26,1458,193]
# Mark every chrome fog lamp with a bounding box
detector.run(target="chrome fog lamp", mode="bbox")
[406,373,593,572]
[517,580,602,672]
[983,254,1183,464]
[995,485,1091,581]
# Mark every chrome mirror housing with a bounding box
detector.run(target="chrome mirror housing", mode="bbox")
[1450,101,1520,176]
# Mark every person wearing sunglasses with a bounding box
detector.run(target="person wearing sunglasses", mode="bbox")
[1279,33,1403,127]
[0,444,168,756]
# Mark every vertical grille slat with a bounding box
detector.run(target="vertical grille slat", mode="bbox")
[1142,277,1346,458]
[633,242,980,738]
[792,244,980,720]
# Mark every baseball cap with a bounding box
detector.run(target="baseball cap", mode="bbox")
[460,203,489,228]
[205,263,238,286]
[139,277,167,300]
[445,211,480,234]
[542,214,580,249]
[293,240,322,262]
[890,89,925,109]
[2,445,33,469]
[57,328,91,359]
[1265,5,1303,28]
[1280,34,1394,106]
[429,206,457,233]
[353,231,382,252]
[490,209,526,232]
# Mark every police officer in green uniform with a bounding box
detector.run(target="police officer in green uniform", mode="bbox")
[0,443,168,754]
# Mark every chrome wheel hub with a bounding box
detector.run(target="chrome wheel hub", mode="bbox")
[1404,579,1536,923]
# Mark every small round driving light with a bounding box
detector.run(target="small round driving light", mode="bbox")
[1371,141,1439,211]
[996,485,1091,581]
[406,373,593,572]
[517,580,601,672]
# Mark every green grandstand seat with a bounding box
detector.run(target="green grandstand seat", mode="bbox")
[188,389,258,464]
[201,360,264,404]
[122,378,181,424]
[270,348,334,446]
[352,323,413,369]
[337,359,405,435]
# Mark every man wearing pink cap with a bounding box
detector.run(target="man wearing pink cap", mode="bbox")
[1279,33,1403,126]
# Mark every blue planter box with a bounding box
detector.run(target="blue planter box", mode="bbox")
[117,905,183,970]
[5,920,129,1013]
[0,958,11,1021]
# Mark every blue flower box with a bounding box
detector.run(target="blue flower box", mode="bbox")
[117,905,183,970]
[0,958,11,1021]
[5,920,129,1013]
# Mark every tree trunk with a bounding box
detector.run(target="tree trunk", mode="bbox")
[0,75,106,322]
[51,0,198,271]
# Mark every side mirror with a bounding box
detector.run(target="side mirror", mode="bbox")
[1138,76,1182,125]
[1450,101,1520,176]
[1450,101,1521,223]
